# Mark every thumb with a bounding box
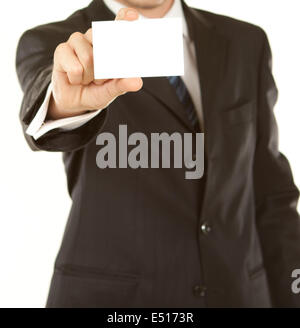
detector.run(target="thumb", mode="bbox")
[115,7,139,21]
[81,77,143,110]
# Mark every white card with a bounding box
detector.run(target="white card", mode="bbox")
[92,18,184,79]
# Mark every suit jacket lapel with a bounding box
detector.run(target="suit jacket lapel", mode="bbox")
[183,2,229,153]
[144,3,229,138]
[183,3,229,221]
[142,77,194,131]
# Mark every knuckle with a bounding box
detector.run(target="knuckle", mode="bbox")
[71,64,83,77]
[85,28,92,36]
[54,42,66,56]
[84,29,93,44]
[69,31,83,42]
[81,52,93,68]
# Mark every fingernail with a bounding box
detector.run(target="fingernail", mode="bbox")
[126,9,137,19]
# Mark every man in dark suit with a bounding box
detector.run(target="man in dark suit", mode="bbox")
[16,0,300,307]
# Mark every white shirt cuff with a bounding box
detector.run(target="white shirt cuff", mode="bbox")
[26,83,103,140]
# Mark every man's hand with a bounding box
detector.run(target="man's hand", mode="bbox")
[48,8,143,120]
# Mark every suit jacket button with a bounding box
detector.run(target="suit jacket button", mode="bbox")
[201,222,211,235]
[193,285,207,297]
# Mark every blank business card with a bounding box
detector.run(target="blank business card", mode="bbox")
[92,18,184,79]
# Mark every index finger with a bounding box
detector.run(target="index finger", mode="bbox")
[84,28,93,44]
[85,28,106,85]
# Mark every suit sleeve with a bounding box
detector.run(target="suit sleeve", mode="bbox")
[254,30,300,307]
[16,24,109,152]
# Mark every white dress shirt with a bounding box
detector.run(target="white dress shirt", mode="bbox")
[26,0,203,140]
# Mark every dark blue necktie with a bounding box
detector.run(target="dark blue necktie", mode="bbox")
[167,76,199,131]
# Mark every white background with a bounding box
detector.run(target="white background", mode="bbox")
[0,0,299,308]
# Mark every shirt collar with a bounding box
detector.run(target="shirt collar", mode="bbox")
[102,0,189,38]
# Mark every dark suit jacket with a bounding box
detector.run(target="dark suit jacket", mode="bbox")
[16,0,300,307]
